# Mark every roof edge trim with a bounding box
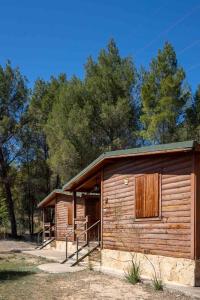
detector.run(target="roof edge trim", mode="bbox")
[63,140,196,191]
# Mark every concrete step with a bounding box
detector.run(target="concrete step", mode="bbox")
[64,243,100,266]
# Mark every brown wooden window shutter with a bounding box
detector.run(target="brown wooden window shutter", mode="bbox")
[135,173,159,218]
[135,175,145,218]
[68,204,73,225]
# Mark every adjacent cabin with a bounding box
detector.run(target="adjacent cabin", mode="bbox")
[38,140,200,286]
[38,189,73,243]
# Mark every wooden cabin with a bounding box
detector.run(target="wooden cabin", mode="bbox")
[61,140,200,286]
[38,189,74,243]
[38,189,99,249]
[38,141,200,286]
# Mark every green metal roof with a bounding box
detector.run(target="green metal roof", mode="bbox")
[63,140,196,191]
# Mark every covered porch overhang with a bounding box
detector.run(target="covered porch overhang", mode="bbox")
[37,189,70,242]
[38,189,69,208]
[64,171,102,244]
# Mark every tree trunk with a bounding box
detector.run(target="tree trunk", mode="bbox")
[55,174,61,188]
[0,146,17,238]
[30,196,34,236]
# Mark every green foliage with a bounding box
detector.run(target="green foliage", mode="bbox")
[152,276,163,291]
[15,75,67,234]
[85,39,138,150]
[144,254,163,292]
[0,40,199,236]
[0,196,9,228]
[0,61,28,237]
[125,258,141,285]
[186,85,200,141]
[45,77,91,181]
[46,40,138,182]
[140,42,190,144]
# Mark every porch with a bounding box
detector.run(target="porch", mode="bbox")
[61,171,102,265]
[37,172,102,266]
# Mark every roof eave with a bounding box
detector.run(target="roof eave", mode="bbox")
[63,141,196,191]
[37,189,67,208]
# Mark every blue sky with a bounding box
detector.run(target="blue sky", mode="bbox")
[0,0,200,91]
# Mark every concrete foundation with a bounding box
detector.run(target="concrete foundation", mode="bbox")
[91,249,197,287]
[55,240,76,253]
[49,241,198,287]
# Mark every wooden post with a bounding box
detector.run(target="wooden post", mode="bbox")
[55,197,57,240]
[73,191,77,241]
[42,208,45,242]
[65,236,68,260]
[86,215,88,245]
[76,237,79,262]
[100,169,103,249]
[97,222,100,245]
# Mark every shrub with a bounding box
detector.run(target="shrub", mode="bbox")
[152,275,163,291]
[125,258,141,284]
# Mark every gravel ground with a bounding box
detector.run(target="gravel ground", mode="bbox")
[0,239,36,252]
[0,250,196,300]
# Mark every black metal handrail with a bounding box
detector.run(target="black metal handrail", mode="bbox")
[64,216,88,262]
[76,220,100,239]
[37,223,54,246]
[75,220,100,264]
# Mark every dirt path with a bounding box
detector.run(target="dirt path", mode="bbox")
[0,239,35,252]
[0,252,195,300]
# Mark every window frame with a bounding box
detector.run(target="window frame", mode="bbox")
[134,172,162,222]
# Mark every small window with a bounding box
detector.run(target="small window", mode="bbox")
[135,173,159,219]
[68,204,73,225]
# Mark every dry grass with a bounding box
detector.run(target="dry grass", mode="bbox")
[0,252,194,300]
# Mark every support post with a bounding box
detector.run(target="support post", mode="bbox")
[73,191,77,241]
[42,208,45,242]
[97,222,100,245]
[65,236,68,260]
[76,237,79,262]
[85,215,88,245]
[100,169,103,249]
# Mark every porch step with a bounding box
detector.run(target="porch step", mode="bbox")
[36,237,55,250]
[61,241,100,266]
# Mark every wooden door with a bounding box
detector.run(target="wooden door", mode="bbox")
[85,197,100,241]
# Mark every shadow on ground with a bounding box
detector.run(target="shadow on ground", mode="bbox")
[0,270,36,281]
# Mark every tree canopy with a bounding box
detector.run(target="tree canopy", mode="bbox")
[140,42,190,144]
[0,40,198,237]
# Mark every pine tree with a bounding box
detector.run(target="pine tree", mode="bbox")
[85,39,138,150]
[0,61,28,237]
[46,40,138,182]
[140,42,190,144]
[186,85,200,140]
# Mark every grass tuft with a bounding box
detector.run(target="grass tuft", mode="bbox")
[125,259,141,285]
[152,275,163,291]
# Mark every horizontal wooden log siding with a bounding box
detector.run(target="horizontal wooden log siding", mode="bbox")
[56,195,73,241]
[76,197,85,219]
[75,197,85,239]
[102,152,193,259]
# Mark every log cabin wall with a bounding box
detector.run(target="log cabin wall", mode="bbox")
[76,197,85,219]
[102,152,194,259]
[56,194,73,241]
[195,151,200,260]
[75,197,85,240]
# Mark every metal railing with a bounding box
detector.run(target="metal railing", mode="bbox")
[64,216,88,262]
[37,229,45,246]
[75,219,100,263]
[37,223,55,246]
